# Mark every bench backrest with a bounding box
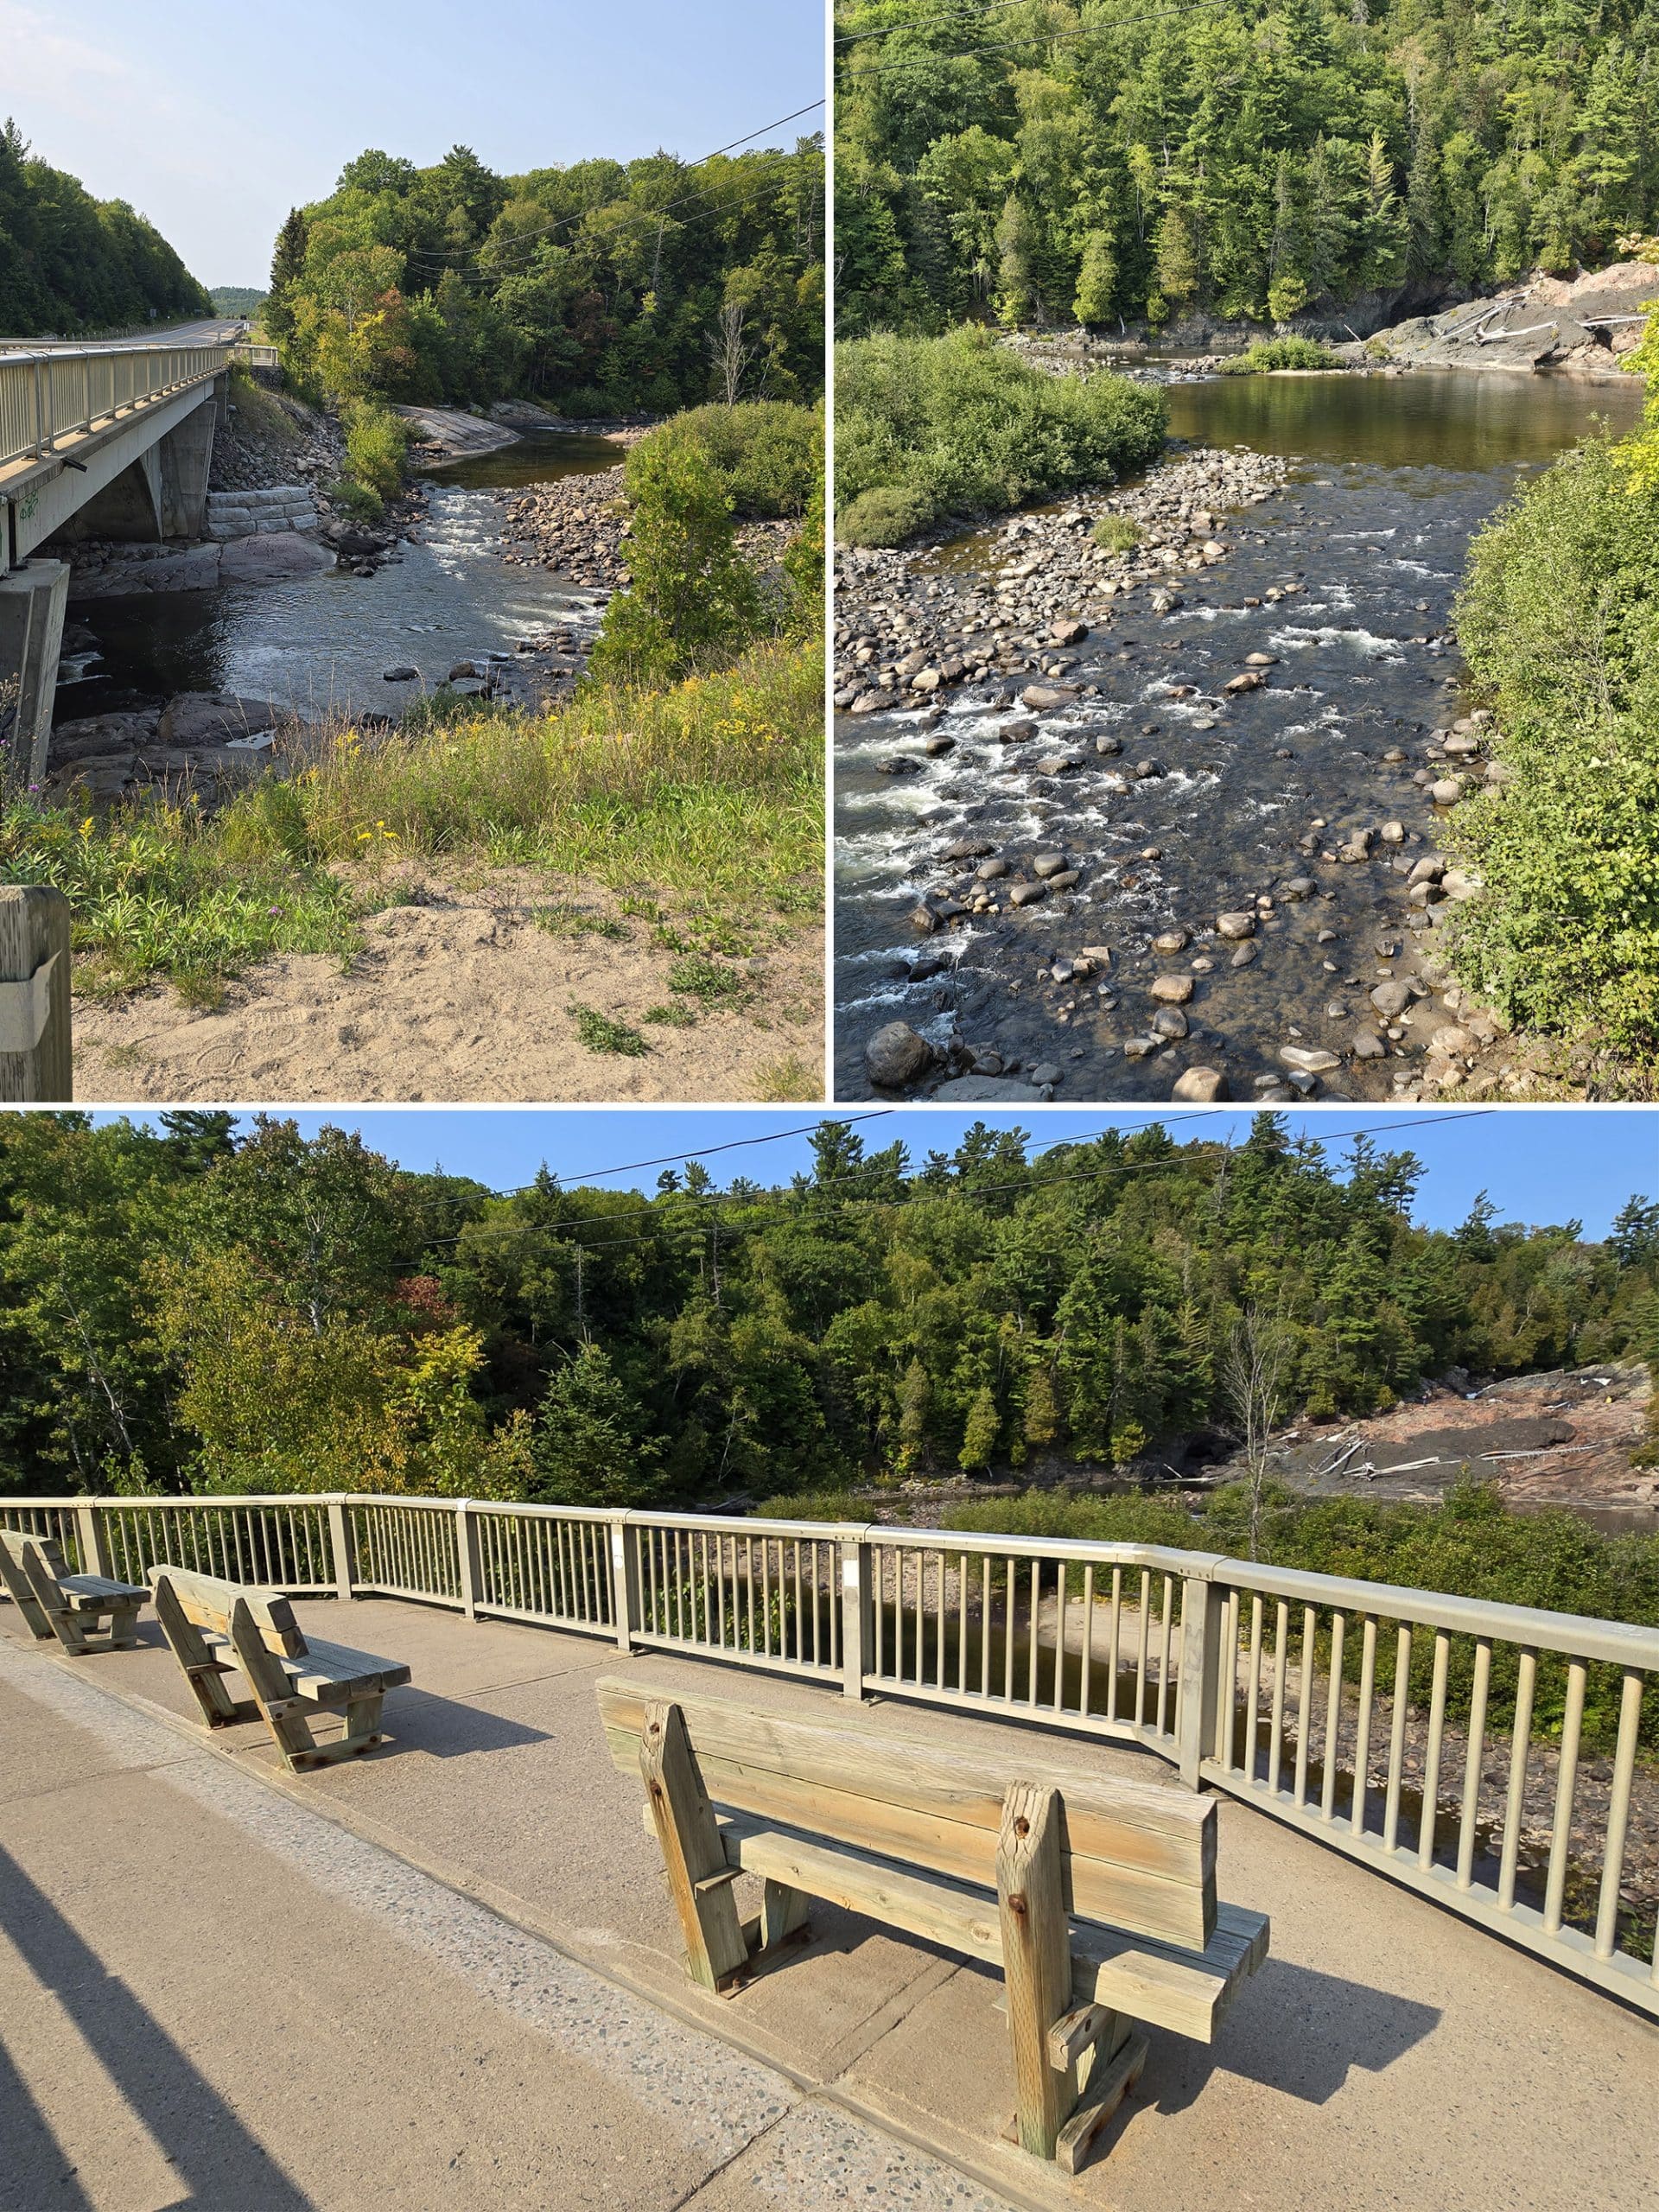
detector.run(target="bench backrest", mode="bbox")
[596,1676,1216,1952]
[148,1564,308,1657]
[0,1528,68,1600]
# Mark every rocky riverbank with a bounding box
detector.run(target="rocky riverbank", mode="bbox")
[496,461,798,591]
[835,435,1600,1106]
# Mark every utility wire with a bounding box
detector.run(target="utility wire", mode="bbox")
[404,105,824,275]
[836,0,1074,46]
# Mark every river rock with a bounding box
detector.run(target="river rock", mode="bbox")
[1353,1031,1387,1058]
[1173,1066,1230,1101]
[1281,1045,1341,1074]
[1370,980,1413,1018]
[1035,753,1082,775]
[1153,928,1190,953]
[220,533,334,583]
[1032,853,1070,878]
[931,1076,1046,1102]
[976,857,1009,880]
[1152,1008,1189,1039]
[1150,975,1194,1004]
[1281,877,1317,901]
[157,693,280,747]
[1051,618,1089,645]
[1022,684,1081,709]
[1217,912,1255,939]
[1009,881,1048,906]
[1231,942,1259,967]
[1429,778,1464,805]
[865,1022,936,1088]
[383,664,419,683]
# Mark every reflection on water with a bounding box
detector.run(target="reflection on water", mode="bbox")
[833,369,1643,1099]
[58,431,625,724]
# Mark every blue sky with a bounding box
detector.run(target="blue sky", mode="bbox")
[2,1,823,283]
[87,1108,1658,1237]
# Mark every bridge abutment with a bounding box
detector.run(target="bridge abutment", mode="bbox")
[158,379,220,538]
[0,559,69,790]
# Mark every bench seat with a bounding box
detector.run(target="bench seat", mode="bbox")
[0,1531,146,1655]
[190,1624,411,1707]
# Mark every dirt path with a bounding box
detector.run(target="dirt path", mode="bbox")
[73,872,823,1102]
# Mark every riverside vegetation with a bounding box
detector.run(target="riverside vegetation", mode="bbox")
[835,0,1659,335]
[0,403,823,1008]
[1443,257,1659,1073]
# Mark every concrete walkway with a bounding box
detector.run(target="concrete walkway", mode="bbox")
[2,1598,1656,2212]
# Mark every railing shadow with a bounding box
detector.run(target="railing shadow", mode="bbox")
[0,1846,315,2209]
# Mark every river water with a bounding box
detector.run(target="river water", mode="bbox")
[54,430,623,724]
[833,368,1643,1100]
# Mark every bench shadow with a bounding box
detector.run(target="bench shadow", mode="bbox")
[385,1685,554,1760]
[0,1845,315,2210]
[1150,1954,1441,2113]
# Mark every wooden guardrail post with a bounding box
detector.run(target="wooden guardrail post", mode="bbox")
[455,1501,481,1620]
[1178,1573,1226,1789]
[840,1535,871,1702]
[326,1497,356,1600]
[610,1516,639,1652]
[0,887,71,1103]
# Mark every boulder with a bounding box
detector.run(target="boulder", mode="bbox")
[864,1022,936,1089]
[1370,980,1412,1019]
[1150,975,1195,1004]
[156,693,280,747]
[1217,912,1255,939]
[1173,1066,1230,1101]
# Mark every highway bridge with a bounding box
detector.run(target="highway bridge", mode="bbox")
[0,332,239,786]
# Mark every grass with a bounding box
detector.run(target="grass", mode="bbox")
[667,954,750,1004]
[1,639,822,1000]
[642,1002,696,1027]
[753,1053,821,1101]
[569,1005,646,1055]
[534,904,627,941]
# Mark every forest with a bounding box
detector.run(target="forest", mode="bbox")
[833,0,1659,334]
[0,119,212,335]
[1,1112,1653,1513]
[264,137,824,415]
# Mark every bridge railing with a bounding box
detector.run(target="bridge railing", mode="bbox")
[3,1490,1655,2018]
[0,342,230,474]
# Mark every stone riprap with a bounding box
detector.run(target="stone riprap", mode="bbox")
[204,486,321,540]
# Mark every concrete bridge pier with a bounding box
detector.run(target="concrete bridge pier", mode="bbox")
[0,559,69,789]
[158,379,220,538]
[50,378,220,547]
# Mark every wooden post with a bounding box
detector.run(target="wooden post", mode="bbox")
[1179,1575,1225,1788]
[0,886,71,1103]
[153,1573,244,1726]
[610,1516,639,1654]
[639,1699,750,1992]
[840,1536,870,1702]
[455,1500,481,1621]
[997,1782,1075,2160]
[228,1596,320,1771]
[326,1497,356,1601]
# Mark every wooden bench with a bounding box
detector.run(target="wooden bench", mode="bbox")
[0,1529,146,1655]
[598,1677,1268,2174]
[149,1565,411,1774]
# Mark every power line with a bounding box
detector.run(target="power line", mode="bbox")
[836,0,1065,47]
[404,106,824,276]
[413,1110,1493,1255]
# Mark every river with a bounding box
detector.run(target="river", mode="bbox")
[54,429,624,725]
[833,368,1644,1101]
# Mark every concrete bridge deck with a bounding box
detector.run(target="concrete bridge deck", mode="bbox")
[2,1597,1654,2212]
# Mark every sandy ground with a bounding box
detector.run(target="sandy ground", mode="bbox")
[72,872,823,1103]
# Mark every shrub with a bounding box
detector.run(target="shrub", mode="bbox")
[834,324,1166,542]
[1092,513,1142,554]
[342,401,408,502]
[587,435,764,688]
[631,401,820,518]
[1219,335,1340,373]
[836,483,935,548]
[1448,432,1659,1061]
[327,476,385,524]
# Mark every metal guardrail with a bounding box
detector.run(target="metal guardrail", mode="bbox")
[0,341,230,474]
[230,341,280,370]
[3,1491,1655,2018]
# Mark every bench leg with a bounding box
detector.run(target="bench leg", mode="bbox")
[640,1699,751,1993]
[1055,2027,1148,2177]
[154,1575,245,1726]
[230,1598,321,1773]
[758,1878,810,1953]
[997,1782,1075,2162]
[103,1601,142,1651]
[44,1606,90,1657]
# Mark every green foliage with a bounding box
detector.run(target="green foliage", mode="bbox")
[529,1343,665,1506]
[833,3,1656,334]
[267,137,823,411]
[211,286,267,318]
[1219,336,1342,373]
[1449,432,1659,1062]
[569,1006,646,1056]
[587,435,766,687]
[1091,513,1142,554]
[629,402,821,518]
[835,325,1167,541]
[342,401,408,504]
[0,118,210,333]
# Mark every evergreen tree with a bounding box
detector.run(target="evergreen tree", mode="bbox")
[959,1385,1000,1473]
[529,1344,664,1506]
